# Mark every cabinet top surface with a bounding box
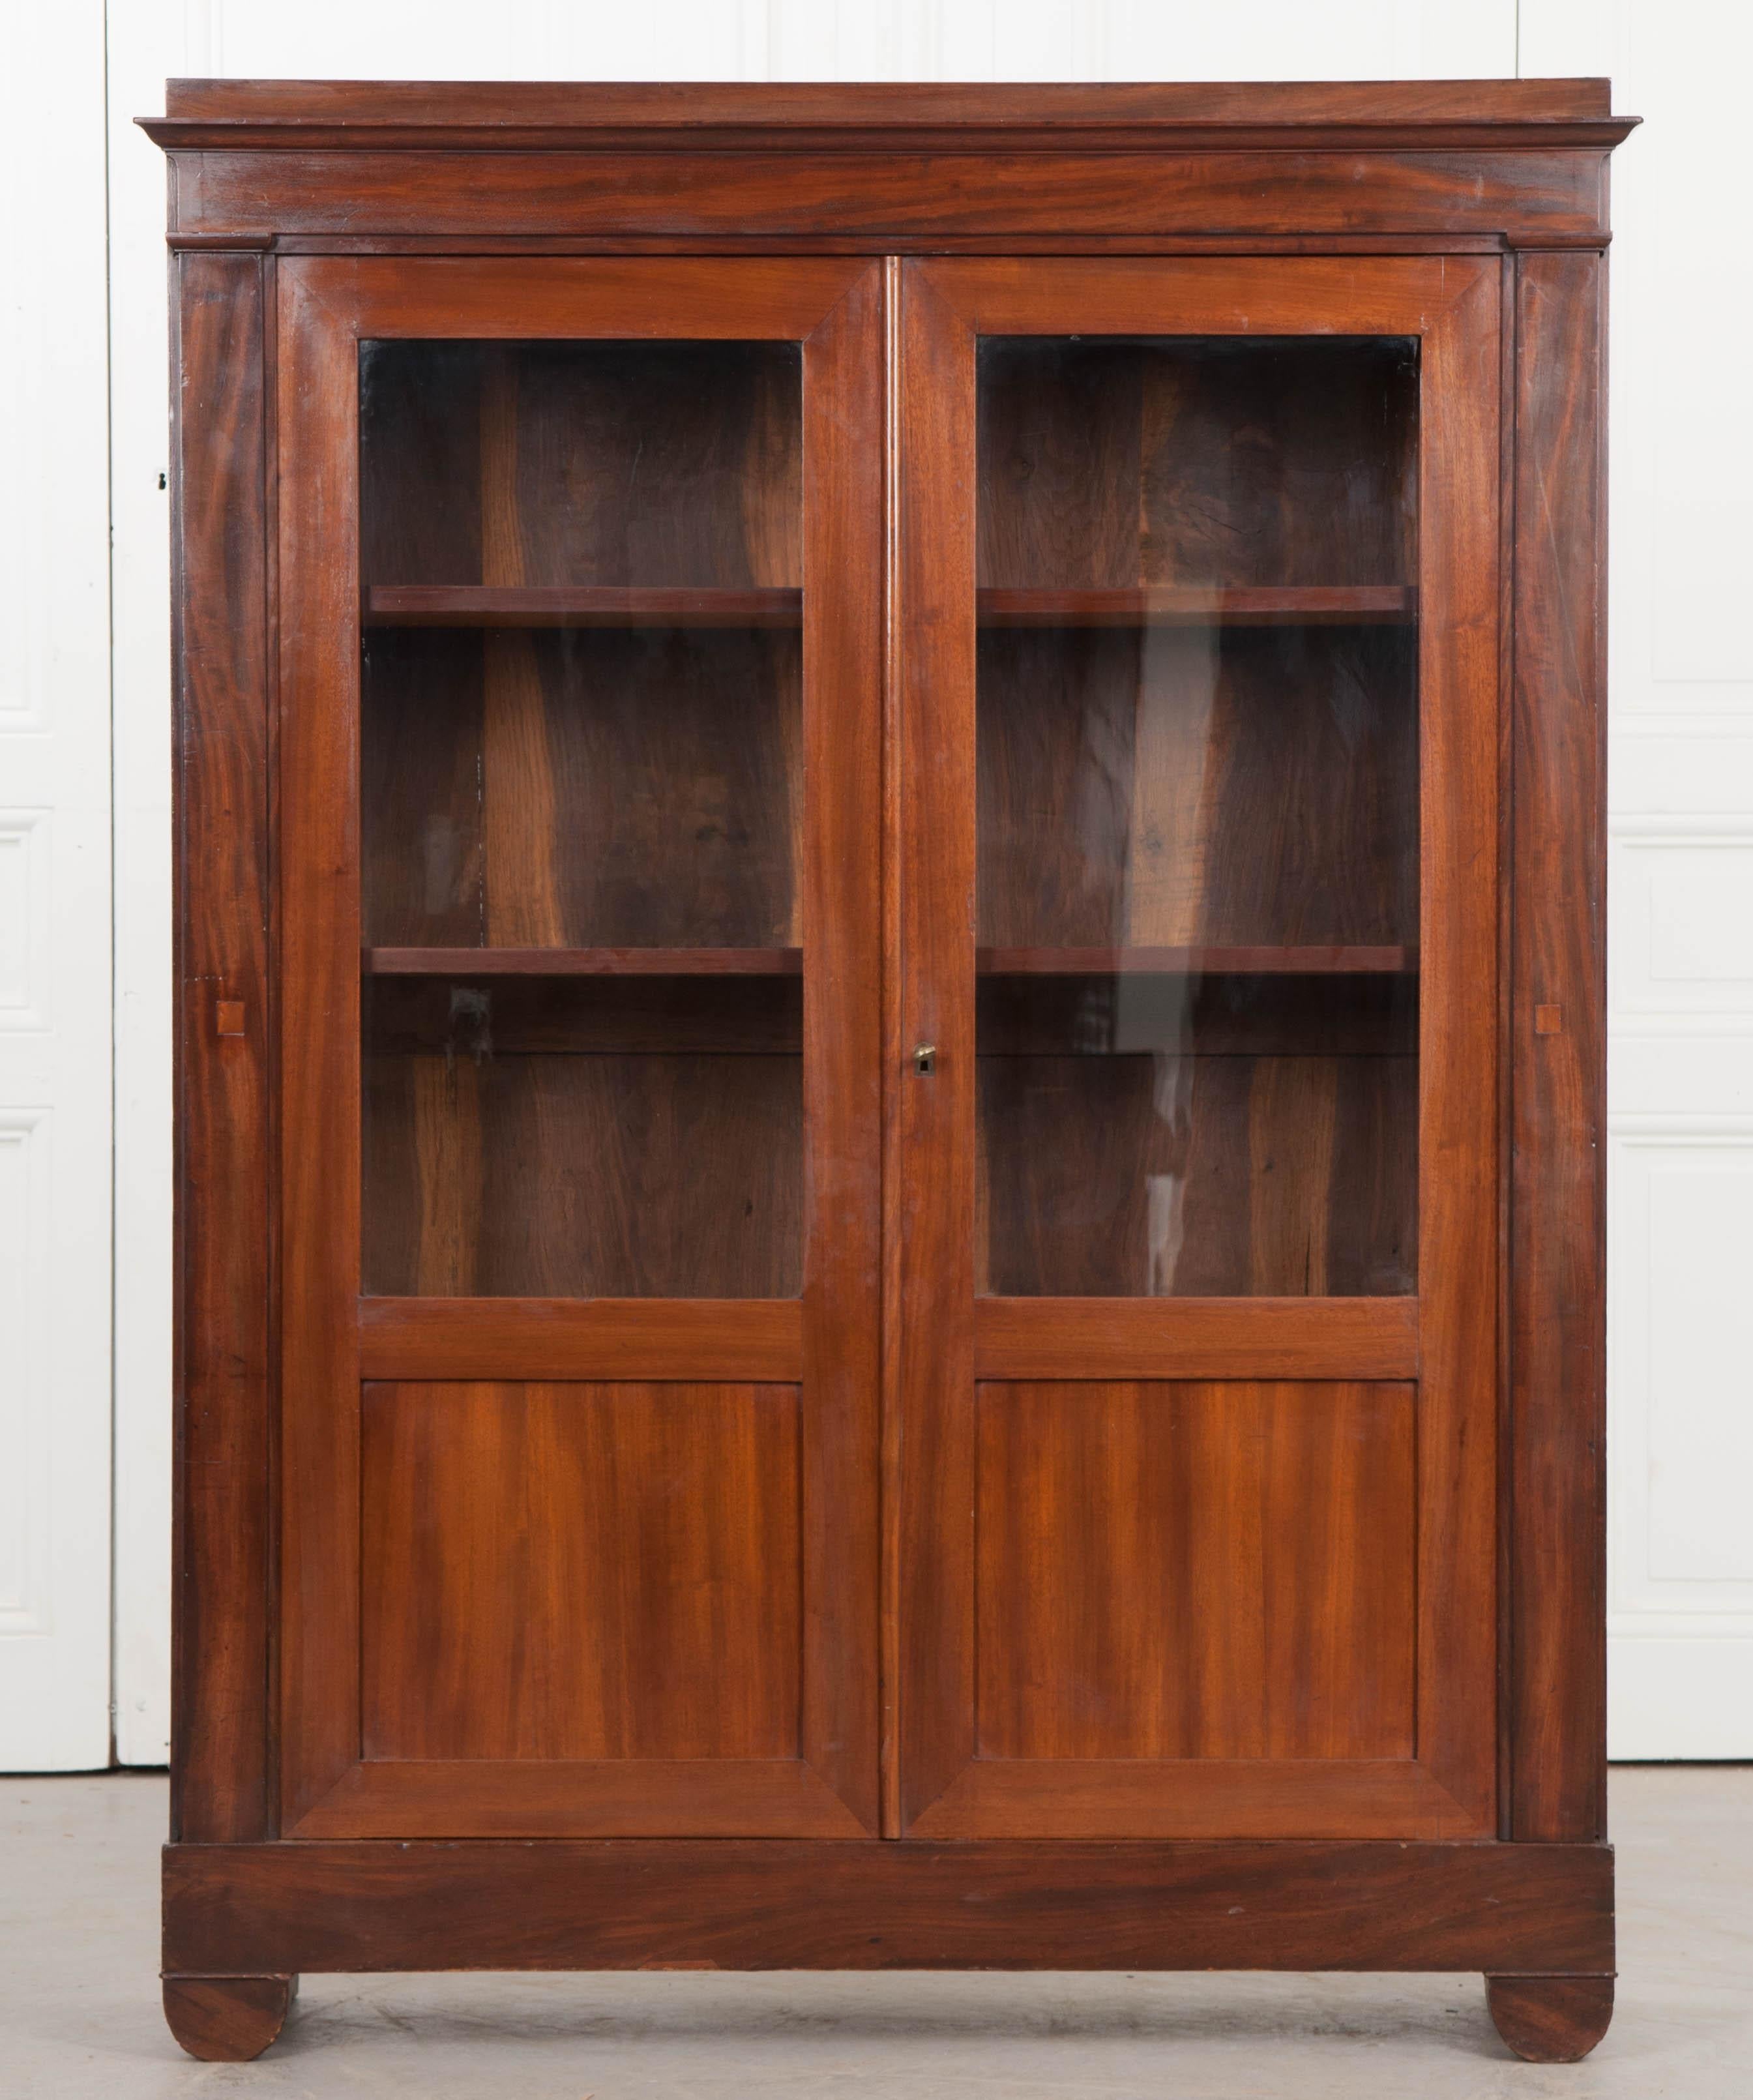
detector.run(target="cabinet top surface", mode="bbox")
[143,76,1638,151]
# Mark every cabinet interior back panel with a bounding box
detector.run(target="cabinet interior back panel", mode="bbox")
[361,338,803,590]
[977,1050,1417,1297]
[362,626,803,951]
[363,1044,803,1297]
[976,625,1418,951]
[976,336,1417,591]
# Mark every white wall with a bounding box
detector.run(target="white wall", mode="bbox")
[1,5,115,1770]
[1524,1,1753,1758]
[5,0,1744,1766]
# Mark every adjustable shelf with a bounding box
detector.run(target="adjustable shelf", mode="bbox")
[364,584,803,629]
[366,945,1412,978]
[365,584,1413,631]
[364,946,804,977]
[977,945,1416,975]
[975,584,1416,627]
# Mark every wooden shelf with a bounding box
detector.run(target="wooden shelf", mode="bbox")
[368,945,1410,979]
[976,585,1416,627]
[364,585,803,629]
[364,947,803,977]
[365,584,1411,630]
[977,945,1416,975]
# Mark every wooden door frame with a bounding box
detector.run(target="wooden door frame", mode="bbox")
[889,256,1503,1839]
[274,256,885,1839]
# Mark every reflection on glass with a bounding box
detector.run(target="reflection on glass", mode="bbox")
[357,340,804,1297]
[975,338,1420,1297]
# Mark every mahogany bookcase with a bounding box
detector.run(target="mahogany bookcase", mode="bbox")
[145,79,1635,2065]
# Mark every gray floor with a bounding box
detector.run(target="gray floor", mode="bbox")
[4,1767,1749,2097]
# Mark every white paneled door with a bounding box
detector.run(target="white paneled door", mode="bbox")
[1,3,114,1768]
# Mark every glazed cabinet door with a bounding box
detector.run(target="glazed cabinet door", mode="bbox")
[275,259,882,1837]
[892,258,1501,1838]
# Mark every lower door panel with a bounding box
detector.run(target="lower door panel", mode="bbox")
[296,1379,862,1839]
[976,1380,1415,1765]
[910,1374,1476,1841]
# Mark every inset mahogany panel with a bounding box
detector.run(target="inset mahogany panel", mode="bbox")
[362,1381,801,1760]
[975,1380,1415,1760]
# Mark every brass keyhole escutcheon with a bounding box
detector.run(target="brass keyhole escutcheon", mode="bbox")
[913,1043,937,1075]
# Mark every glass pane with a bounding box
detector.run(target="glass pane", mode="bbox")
[975,337,1419,1297]
[358,340,804,1296]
